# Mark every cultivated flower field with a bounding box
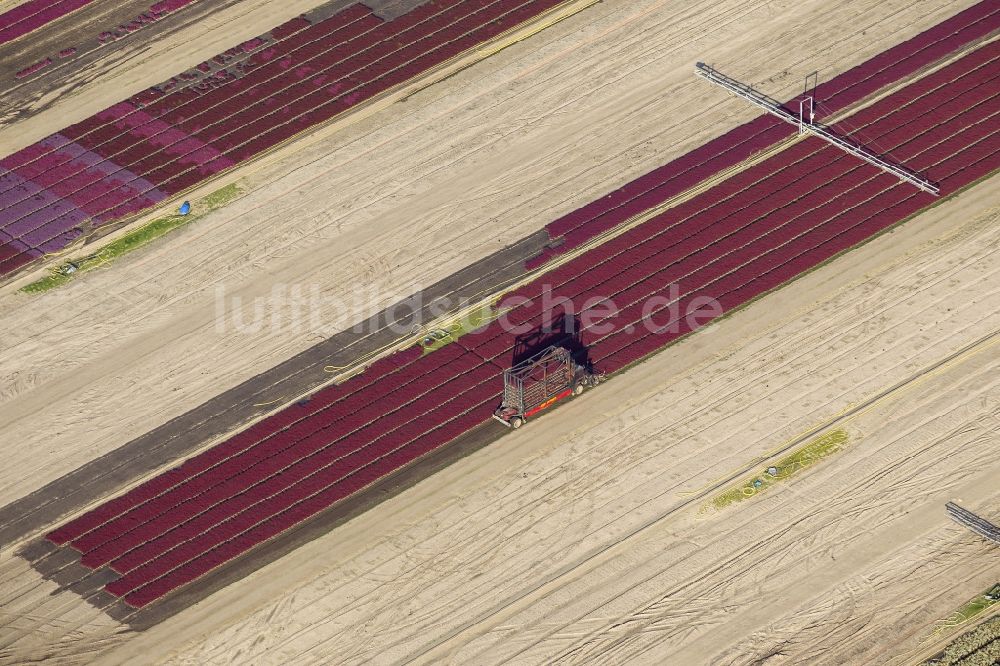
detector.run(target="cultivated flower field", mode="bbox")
[528,0,1000,267]
[45,33,1000,608]
[0,0,568,278]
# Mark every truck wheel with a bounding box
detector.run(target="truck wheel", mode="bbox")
[510,416,524,429]
[573,383,585,395]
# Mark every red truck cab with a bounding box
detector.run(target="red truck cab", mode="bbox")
[493,345,600,428]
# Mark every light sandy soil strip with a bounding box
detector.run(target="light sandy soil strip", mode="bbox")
[493,358,1000,666]
[0,552,127,665]
[0,0,976,513]
[82,167,1000,664]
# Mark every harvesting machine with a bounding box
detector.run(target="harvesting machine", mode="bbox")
[493,345,601,429]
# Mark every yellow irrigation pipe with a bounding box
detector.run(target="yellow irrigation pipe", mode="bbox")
[320,296,504,376]
[251,397,285,407]
[901,593,1000,666]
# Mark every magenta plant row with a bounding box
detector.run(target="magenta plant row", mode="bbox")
[6,0,533,221]
[0,5,377,264]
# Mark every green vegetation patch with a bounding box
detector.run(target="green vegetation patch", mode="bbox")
[420,303,497,354]
[21,182,243,294]
[924,585,1000,665]
[711,428,849,510]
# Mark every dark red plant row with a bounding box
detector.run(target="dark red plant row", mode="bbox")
[75,348,494,568]
[98,0,197,44]
[47,45,999,606]
[812,1,1000,112]
[103,364,502,586]
[507,47,1000,314]
[115,399,496,607]
[0,4,373,260]
[528,0,1000,267]
[15,57,51,79]
[0,0,479,201]
[0,0,94,45]
[43,344,425,544]
[509,109,1000,374]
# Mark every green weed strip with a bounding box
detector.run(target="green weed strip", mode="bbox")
[21,183,242,294]
[711,428,850,511]
[924,584,1000,665]
[419,303,499,354]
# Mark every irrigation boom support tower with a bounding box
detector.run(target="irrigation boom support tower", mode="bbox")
[694,62,939,195]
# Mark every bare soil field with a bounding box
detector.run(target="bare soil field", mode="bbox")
[0,0,976,514]
[85,163,999,665]
[0,0,996,663]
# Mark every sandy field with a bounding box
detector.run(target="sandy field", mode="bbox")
[0,554,126,664]
[0,0,977,514]
[78,162,998,665]
[3,164,995,666]
[0,1,996,663]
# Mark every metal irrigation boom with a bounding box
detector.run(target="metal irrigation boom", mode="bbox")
[694,62,939,195]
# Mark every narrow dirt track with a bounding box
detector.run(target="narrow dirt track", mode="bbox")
[83,178,1000,665]
[0,0,975,513]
